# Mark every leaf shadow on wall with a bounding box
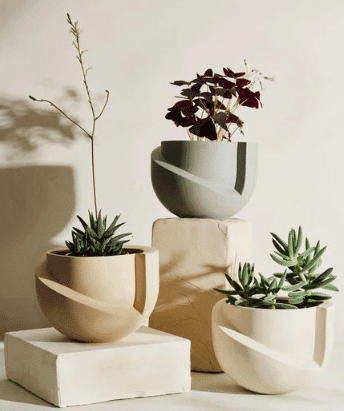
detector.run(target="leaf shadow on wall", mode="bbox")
[0,92,79,159]
[0,93,82,339]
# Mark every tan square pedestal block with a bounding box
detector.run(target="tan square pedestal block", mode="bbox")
[150,218,252,372]
[5,327,191,407]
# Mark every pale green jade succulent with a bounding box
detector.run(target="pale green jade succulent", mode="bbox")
[215,227,338,309]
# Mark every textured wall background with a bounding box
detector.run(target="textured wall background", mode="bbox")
[0,0,343,340]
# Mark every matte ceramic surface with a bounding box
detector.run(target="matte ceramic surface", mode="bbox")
[35,246,159,343]
[151,141,258,220]
[212,299,334,394]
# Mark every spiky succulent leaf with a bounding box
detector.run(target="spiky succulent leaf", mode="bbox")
[66,211,131,256]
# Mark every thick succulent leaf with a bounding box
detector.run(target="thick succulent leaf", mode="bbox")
[288,290,308,298]
[88,210,96,229]
[258,273,269,287]
[282,280,306,291]
[274,303,299,309]
[268,278,278,293]
[287,297,305,305]
[226,295,238,304]
[298,247,315,262]
[272,239,287,255]
[235,299,248,307]
[270,253,296,267]
[111,232,132,243]
[307,292,332,300]
[322,284,339,292]
[295,226,303,254]
[314,267,333,283]
[270,233,288,252]
[104,217,122,236]
[304,299,323,307]
[302,247,327,272]
[278,270,288,288]
[224,273,242,291]
[303,275,336,290]
[72,227,84,236]
[288,230,295,259]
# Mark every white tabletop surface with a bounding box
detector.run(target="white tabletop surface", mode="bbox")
[0,341,343,411]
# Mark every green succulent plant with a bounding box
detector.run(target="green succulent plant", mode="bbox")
[215,227,338,309]
[65,211,132,257]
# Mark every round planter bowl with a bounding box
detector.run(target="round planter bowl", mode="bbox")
[212,299,334,394]
[35,246,159,343]
[151,140,258,220]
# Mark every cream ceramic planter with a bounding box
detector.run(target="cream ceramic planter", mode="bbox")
[212,299,334,394]
[151,141,258,220]
[35,245,159,343]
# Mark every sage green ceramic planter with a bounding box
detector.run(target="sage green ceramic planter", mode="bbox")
[151,141,258,220]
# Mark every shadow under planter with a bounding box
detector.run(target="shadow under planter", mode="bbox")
[151,141,258,220]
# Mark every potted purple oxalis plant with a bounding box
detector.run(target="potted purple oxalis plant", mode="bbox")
[151,63,274,220]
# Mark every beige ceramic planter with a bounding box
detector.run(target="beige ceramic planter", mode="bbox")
[212,299,334,394]
[35,245,159,343]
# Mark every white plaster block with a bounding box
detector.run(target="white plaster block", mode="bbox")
[150,218,252,372]
[4,327,191,408]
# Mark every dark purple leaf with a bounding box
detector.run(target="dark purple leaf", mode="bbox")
[213,112,228,131]
[170,80,190,86]
[223,67,235,77]
[181,88,199,98]
[236,78,251,87]
[218,77,236,89]
[193,98,213,110]
[214,100,226,110]
[174,100,193,109]
[204,68,213,76]
[234,72,246,78]
[203,76,218,84]
[165,107,183,123]
[179,117,196,127]
[200,92,213,102]
[226,113,244,127]
[211,87,228,98]
[181,105,198,117]
[189,117,217,140]
[237,88,260,109]
[190,83,202,93]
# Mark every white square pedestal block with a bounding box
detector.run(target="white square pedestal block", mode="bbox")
[5,326,191,408]
[150,218,252,372]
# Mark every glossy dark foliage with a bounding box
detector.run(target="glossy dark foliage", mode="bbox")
[166,67,262,141]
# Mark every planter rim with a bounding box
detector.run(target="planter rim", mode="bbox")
[46,245,157,260]
[219,297,332,313]
[161,140,258,145]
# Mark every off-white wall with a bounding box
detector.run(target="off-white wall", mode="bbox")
[0,0,343,340]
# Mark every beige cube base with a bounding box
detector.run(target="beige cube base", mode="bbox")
[5,327,191,407]
[150,218,252,372]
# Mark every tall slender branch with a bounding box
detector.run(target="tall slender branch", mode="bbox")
[28,97,91,138]
[29,14,110,221]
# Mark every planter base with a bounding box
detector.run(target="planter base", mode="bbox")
[5,327,191,408]
[150,217,252,372]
